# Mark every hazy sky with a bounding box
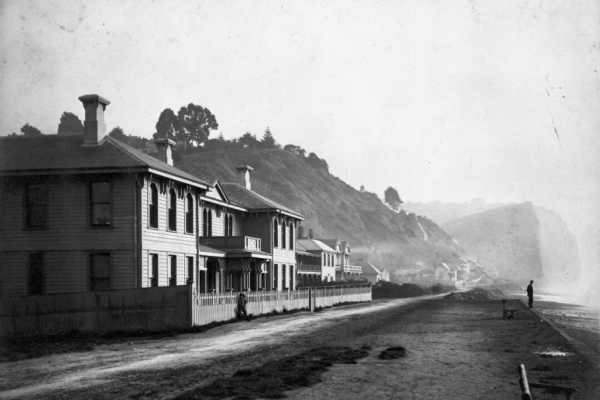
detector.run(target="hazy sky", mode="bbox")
[1,1,599,255]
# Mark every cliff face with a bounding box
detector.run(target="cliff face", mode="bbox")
[442,202,581,286]
[176,147,465,271]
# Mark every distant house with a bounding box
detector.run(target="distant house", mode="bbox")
[320,238,361,281]
[0,94,304,297]
[355,260,382,284]
[380,267,390,282]
[296,238,336,284]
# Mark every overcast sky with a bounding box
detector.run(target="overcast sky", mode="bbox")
[1,0,599,266]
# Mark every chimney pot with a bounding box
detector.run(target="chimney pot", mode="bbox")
[154,138,176,166]
[235,165,253,190]
[78,94,110,145]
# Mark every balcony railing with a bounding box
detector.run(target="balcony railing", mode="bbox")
[344,265,362,273]
[198,236,262,252]
[297,263,321,273]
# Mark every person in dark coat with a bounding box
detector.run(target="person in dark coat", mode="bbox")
[526,280,534,308]
[237,293,248,321]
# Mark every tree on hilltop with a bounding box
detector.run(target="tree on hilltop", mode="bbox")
[57,112,83,136]
[261,127,279,149]
[284,144,306,157]
[177,103,218,147]
[21,123,43,136]
[154,108,180,141]
[108,126,126,142]
[239,132,260,147]
[384,186,403,212]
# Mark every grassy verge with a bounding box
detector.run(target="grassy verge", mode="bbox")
[176,346,371,399]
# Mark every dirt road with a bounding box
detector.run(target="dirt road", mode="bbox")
[1,295,598,399]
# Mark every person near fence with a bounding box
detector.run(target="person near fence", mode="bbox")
[237,293,249,321]
[526,280,534,308]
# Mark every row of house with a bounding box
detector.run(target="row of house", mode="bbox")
[0,94,361,298]
[393,259,499,286]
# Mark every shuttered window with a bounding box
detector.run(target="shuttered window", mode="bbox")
[28,253,44,295]
[90,253,111,291]
[90,182,112,227]
[149,184,158,228]
[26,185,48,229]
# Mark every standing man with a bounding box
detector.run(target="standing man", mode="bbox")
[237,292,248,321]
[526,280,534,308]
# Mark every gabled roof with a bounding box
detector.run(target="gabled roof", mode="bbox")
[355,260,381,275]
[297,238,336,253]
[220,182,304,219]
[320,239,341,251]
[0,135,211,189]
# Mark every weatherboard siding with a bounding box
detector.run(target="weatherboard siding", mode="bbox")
[0,174,137,295]
[140,176,199,288]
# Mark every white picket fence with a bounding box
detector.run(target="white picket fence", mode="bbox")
[190,285,372,326]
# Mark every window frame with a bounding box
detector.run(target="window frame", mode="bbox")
[149,184,159,229]
[185,193,194,234]
[169,255,177,286]
[281,220,286,249]
[28,252,45,295]
[273,219,279,248]
[168,189,177,231]
[186,256,194,284]
[90,181,113,228]
[289,222,294,250]
[25,184,49,229]
[273,263,278,289]
[149,253,158,287]
[90,252,111,292]
[282,264,287,289]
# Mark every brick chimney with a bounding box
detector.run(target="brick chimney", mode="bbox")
[78,94,110,145]
[235,165,253,190]
[308,228,314,239]
[154,138,176,166]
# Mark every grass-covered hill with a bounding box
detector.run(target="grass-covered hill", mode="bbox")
[176,147,465,271]
[442,202,581,287]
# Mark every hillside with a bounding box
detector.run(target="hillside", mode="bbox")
[176,147,466,271]
[442,202,581,287]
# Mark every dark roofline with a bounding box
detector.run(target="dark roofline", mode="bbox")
[221,182,304,219]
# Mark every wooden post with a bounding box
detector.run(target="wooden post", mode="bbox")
[518,364,533,400]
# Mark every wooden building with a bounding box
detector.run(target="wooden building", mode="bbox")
[0,94,304,297]
[296,238,337,284]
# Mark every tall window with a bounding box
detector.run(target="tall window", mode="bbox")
[273,264,278,288]
[203,209,213,237]
[282,264,287,289]
[281,221,286,249]
[288,223,294,250]
[187,256,194,284]
[149,254,158,287]
[225,214,233,237]
[28,253,44,295]
[168,189,177,231]
[273,219,279,248]
[185,194,193,234]
[90,182,112,227]
[149,184,158,228]
[289,265,294,288]
[26,185,48,229]
[169,255,177,286]
[90,253,111,291]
